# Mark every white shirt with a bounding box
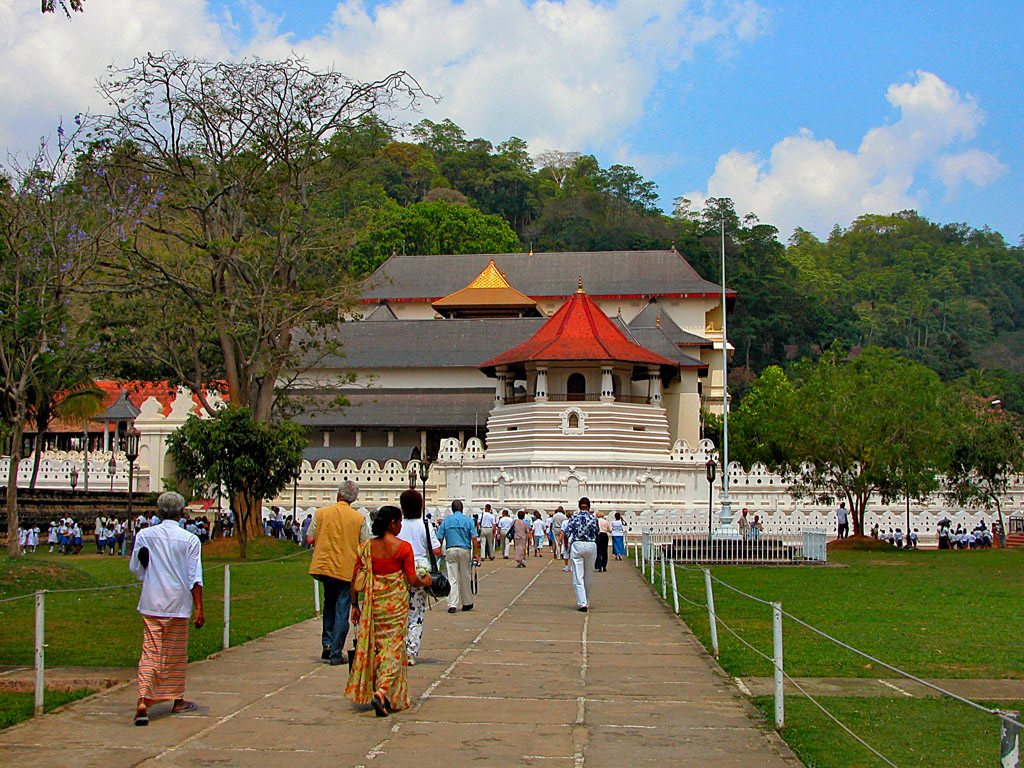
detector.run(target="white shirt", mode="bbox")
[480,511,496,528]
[130,520,203,619]
[497,516,514,533]
[531,519,546,538]
[397,517,441,561]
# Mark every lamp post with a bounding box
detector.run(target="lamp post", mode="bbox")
[70,466,79,491]
[125,427,140,521]
[107,456,117,492]
[705,457,717,540]
[719,216,732,527]
[419,459,431,512]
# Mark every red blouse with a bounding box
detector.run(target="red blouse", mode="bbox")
[372,539,418,581]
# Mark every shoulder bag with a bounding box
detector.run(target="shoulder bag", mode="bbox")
[423,515,450,599]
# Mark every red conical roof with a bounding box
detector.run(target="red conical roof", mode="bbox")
[480,287,679,372]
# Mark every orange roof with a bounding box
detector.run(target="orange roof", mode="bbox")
[480,287,679,371]
[432,259,538,312]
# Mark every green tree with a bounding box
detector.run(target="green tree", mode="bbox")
[944,397,1024,538]
[0,126,129,556]
[166,406,306,558]
[96,54,424,424]
[733,347,953,536]
[347,200,520,275]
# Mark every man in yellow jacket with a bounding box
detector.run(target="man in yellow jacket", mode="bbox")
[307,480,370,665]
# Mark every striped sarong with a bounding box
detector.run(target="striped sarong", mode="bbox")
[137,615,189,701]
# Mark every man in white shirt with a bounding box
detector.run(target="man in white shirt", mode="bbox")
[129,492,204,726]
[836,503,850,539]
[497,510,514,558]
[551,506,567,558]
[479,504,497,561]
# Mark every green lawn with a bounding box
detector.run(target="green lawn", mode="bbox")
[0,689,95,730]
[752,697,1023,768]
[0,540,317,668]
[661,548,1024,679]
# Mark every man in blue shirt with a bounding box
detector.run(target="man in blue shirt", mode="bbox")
[437,500,479,613]
[562,497,598,612]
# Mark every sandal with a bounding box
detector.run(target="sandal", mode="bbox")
[172,700,198,714]
[371,691,389,718]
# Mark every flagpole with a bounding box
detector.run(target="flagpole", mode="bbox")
[720,217,732,526]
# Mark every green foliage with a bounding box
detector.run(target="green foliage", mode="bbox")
[166,406,306,554]
[347,200,520,276]
[730,347,955,534]
[944,398,1024,524]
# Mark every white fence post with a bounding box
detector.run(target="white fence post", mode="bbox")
[669,558,679,613]
[649,547,656,584]
[634,542,639,568]
[34,590,45,716]
[222,565,231,651]
[660,549,667,599]
[703,569,719,658]
[314,578,321,617]
[773,601,784,730]
[1002,710,1021,768]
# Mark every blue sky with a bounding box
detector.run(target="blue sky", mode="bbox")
[2,0,1019,242]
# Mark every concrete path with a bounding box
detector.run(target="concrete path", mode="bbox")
[0,555,798,767]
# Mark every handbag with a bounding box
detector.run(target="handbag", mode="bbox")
[423,515,450,599]
[506,522,516,541]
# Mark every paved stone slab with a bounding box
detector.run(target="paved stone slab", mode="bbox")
[0,556,798,767]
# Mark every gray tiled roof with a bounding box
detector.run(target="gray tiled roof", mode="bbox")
[295,389,495,428]
[615,323,708,372]
[310,318,546,368]
[359,250,729,301]
[362,303,398,321]
[302,446,416,464]
[628,300,713,347]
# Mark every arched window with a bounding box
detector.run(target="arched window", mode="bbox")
[567,412,580,429]
[567,373,586,401]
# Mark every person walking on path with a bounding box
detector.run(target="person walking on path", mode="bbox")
[347,506,432,717]
[511,510,530,567]
[595,512,612,571]
[479,504,497,560]
[128,492,204,726]
[498,510,514,558]
[437,500,478,613]
[611,512,627,560]
[531,513,546,557]
[397,489,440,666]
[836,502,850,539]
[562,497,598,612]
[307,480,371,666]
[551,506,567,558]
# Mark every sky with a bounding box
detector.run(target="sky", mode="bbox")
[1,0,1020,242]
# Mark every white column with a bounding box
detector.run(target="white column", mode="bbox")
[600,366,614,402]
[354,430,362,447]
[387,430,395,448]
[322,431,330,448]
[494,368,506,406]
[420,430,428,457]
[535,366,549,402]
[649,367,663,404]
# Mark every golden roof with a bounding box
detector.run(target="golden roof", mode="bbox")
[432,258,539,317]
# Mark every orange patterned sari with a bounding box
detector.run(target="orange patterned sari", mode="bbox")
[345,540,411,711]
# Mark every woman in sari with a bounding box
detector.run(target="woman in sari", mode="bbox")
[346,506,432,717]
[512,510,530,567]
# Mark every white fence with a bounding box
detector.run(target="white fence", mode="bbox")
[642,526,828,564]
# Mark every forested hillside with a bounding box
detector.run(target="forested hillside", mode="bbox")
[321,116,1024,409]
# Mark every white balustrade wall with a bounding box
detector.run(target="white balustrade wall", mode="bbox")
[0,451,150,493]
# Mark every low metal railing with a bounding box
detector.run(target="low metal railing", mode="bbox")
[642,527,828,564]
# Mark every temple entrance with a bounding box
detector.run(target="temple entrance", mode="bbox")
[567,373,586,401]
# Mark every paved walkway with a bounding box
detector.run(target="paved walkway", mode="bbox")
[0,556,798,767]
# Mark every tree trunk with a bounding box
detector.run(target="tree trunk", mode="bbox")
[6,422,25,557]
[29,433,42,490]
[232,492,265,559]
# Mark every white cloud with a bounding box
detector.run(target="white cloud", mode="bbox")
[684,71,1007,238]
[0,0,767,159]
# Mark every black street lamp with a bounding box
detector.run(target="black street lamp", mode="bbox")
[70,466,79,491]
[705,457,717,540]
[418,459,431,511]
[108,455,117,492]
[126,427,140,521]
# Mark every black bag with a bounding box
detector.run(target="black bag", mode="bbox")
[506,522,516,541]
[423,515,450,599]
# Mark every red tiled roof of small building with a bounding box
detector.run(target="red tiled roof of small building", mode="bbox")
[480,286,679,372]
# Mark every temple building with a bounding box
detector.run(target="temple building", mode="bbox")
[293,249,730,465]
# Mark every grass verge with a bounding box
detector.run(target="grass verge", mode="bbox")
[752,696,1023,768]
[664,548,1023,679]
[0,689,96,730]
